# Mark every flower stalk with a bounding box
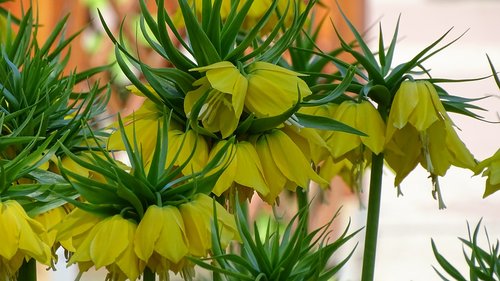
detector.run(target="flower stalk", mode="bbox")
[144,268,156,281]
[361,106,387,281]
[361,151,385,281]
[18,259,37,281]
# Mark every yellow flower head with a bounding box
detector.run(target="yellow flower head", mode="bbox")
[251,129,327,203]
[186,61,248,138]
[328,100,385,160]
[209,139,270,197]
[385,80,476,186]
[187,61,310,138]
[35,206,68,250]
[474,149,500,198]
[245,61,311,118]
[67,215,144,281]
[134,205,189,274]
[0,200,52,279]
[179,194,238,257]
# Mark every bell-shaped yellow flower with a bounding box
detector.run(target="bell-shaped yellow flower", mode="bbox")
[134,205,189,272]
[179,194,238,257]
[186,62,248,138]
[245,62,311,118]
[209,140,270,197]
[474,149,500,197]
[54,208,103,252]
[35,206,68,249]
[68,215,143,281]
[251,129,328,203]
[385,80,476,185]
[0,200,52,279]
[328,100,385,160]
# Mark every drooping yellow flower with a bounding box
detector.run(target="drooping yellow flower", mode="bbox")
[209,139,270,197]
[54,208,104,253]
[35,206,68,249]
[385,80,476,186]
[186,61,310,138]
[328,99,385,161]
[67,215,144,281]
[251,129,327,203]
[179,194,238,257]
[474,149,500,197]
[185,62,248,138]
[0,200,52,280]
[134,205,189,275]
[245,62,311,118]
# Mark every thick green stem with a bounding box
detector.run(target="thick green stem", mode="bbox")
[144,267,156,281]
[361,152,385,281]
[296,186,309,228]
[18,259,36,281]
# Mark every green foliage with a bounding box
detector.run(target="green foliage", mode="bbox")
[432,220,500,281]
[0,8,108,215]
[57,113,232,222]
[191,200,360,281]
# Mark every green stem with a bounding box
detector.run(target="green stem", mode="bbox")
[360,152,385,281]
[296,186,308,228]
[18,259,36,281]
[144,267,156,281]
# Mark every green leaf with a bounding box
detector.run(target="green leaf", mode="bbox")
[176,0,221,65]
[294,113,367,136]
[431,239,467,281]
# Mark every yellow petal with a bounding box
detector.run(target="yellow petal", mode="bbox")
[115,222,142,281]
[329,101,361,158]
[180,201,211,257]
[90,216,130,268]
[233,141,269,196]
[410,81,440,131]
[0,202,20,260]
[356,100,385,155]
[253,134,288,203]
[266,130,327,188]
[134,205,164,262]
[211,141,238,196]
[155,206,189,263]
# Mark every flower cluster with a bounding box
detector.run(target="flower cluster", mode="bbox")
[1,1,499,281]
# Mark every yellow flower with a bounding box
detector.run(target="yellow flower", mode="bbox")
[251,129,327,203]
[134,205,189,274]
[209,139,270,197]
[54,208,103,252]
[385,80,476,185]
[0,200,52,279]
[328,99,385,160]
[186,62,248,138]
[186,61,310,137]
[245,62,311,118]
[35,206,68,249]
[179,194,238,257]
[68,215,143,281]
[474,149,500,197]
